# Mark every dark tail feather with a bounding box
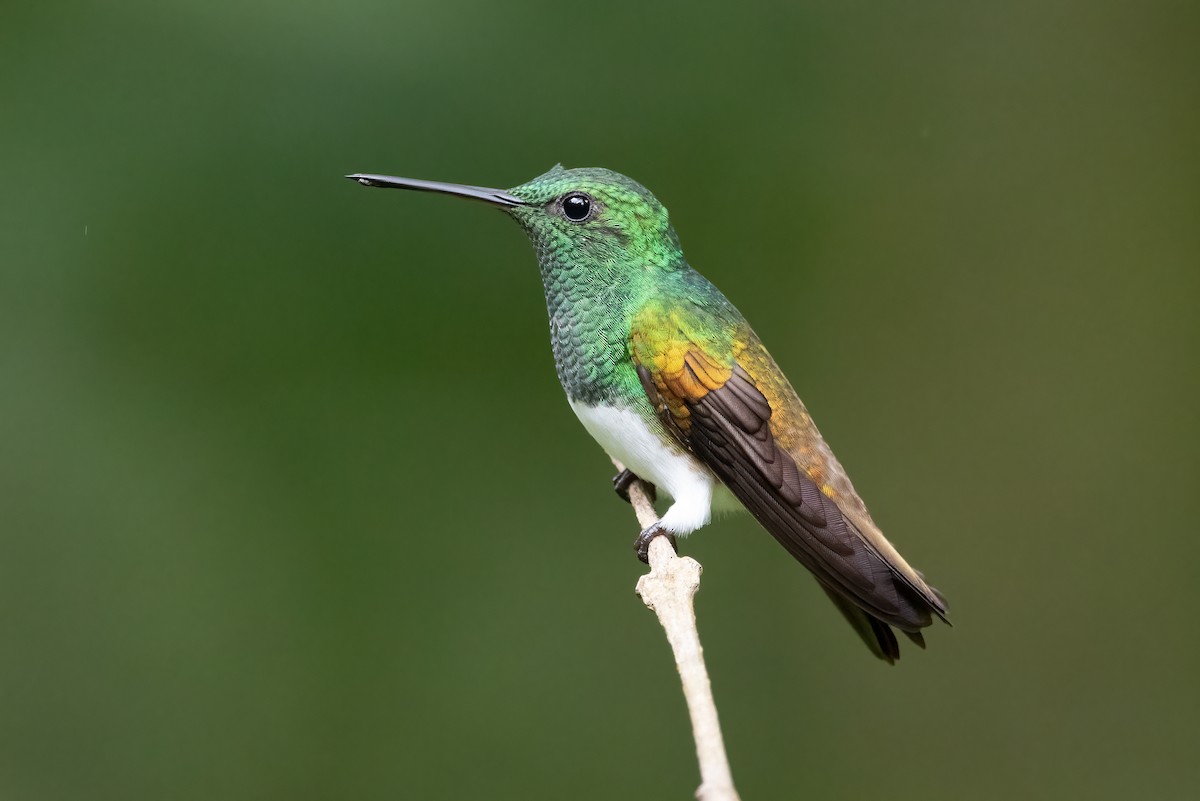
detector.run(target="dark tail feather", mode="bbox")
[819,583,900,664]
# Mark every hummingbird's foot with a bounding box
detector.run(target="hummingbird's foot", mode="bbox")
[634,523,677,564]
[613,469,656,505]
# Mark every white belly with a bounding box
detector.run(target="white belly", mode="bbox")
[569,400,741,535]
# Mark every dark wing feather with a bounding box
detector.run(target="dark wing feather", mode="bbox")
[637,358,945,659]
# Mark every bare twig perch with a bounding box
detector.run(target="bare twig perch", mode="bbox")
[615,459,742,801]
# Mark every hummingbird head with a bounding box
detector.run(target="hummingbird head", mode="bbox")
[346,165,684,271]
[504,165,684,270]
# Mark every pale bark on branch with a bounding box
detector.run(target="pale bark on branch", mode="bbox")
[615,459,742,801]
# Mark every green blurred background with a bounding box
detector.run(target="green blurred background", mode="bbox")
[2,1,1197,799]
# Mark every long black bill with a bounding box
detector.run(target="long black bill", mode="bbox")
[345,173,525,207]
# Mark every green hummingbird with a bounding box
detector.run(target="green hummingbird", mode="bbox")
[347,165,948,662]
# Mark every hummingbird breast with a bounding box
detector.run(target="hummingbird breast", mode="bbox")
[540,262,642,406]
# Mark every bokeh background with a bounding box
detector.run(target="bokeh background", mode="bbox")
[2,1,1197,799]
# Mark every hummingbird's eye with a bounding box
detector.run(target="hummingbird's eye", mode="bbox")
[561,193,593,222]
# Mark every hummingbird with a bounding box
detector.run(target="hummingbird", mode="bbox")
[347,165,948,662]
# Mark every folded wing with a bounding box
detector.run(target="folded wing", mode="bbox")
[630,314,947,661]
